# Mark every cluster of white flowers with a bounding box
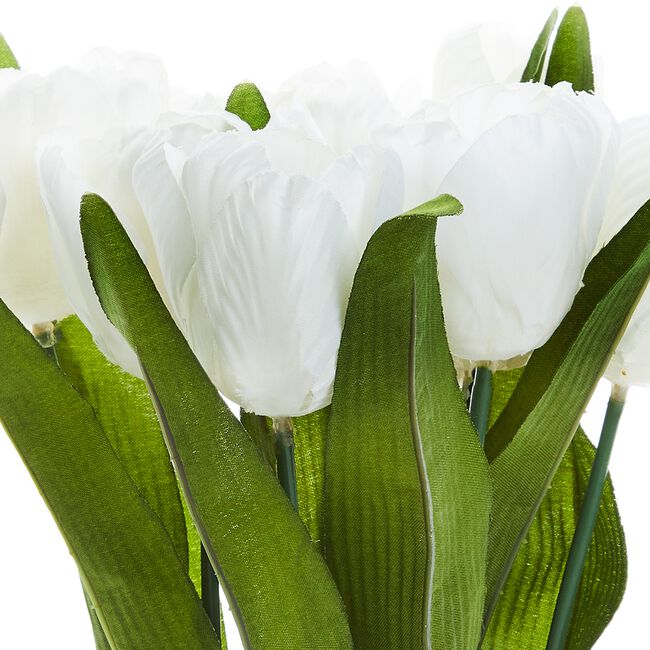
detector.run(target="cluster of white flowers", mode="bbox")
[1,25,648,416]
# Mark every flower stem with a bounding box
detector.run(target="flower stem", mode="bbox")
[469,366,492,446]
[200,544,221,642]
[272,417,298,510]
[546,385,627,650]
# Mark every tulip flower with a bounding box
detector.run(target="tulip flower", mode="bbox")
[37,110,244,374]
[379,81,619,364]
[134,116,404,416]
[0,50,172,325]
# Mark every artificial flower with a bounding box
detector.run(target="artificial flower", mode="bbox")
[0,49,171,325]
[134,116,403,416]
[380,81,619,364]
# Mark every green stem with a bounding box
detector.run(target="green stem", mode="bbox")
[546,386,627,650]
[272,417,298,510]
[469,366,492,446]
[201,544,221,642]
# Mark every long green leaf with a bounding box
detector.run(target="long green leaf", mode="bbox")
[521,8,559,83]
[482,371,627,649]
[483,201,650,629]
[80,193,353,650]
[0,33,19,69]
[0,300,219,649]
[545,6,594,92]
[225,82,270,131]
[324,196,492,649]
[56,315,190,572]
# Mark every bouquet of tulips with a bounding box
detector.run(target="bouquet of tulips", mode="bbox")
[1,6,648,649]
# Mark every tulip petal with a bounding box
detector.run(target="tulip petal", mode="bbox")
[600,115,650,247]
[183,166,356,416]
[432,24,528,101]
[436,104,614,361]
[321,144,405,250]
[37,145,141,375]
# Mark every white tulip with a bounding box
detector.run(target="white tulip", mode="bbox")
[37,110,244,374]
[134,113,404,416]
[600,116,650,387]
[380,82,619,364]
[0,50,171,325]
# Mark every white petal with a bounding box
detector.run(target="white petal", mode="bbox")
[436,100,617,362]
[599,114,650,248]
[181,132,271,238]
[375,119,467,209]
[432,24,528,101]
[270,61,398,153]
[321,144,404,250]
[187,170,357,416]
[37,146,140,375]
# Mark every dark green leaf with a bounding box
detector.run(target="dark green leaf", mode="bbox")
[0,33,19,69]
[80,193,353,649]
[482,200,650,629]
[521,8,559,83]
[545,6,594,92]
[56,315,190,573]
[482,371,627,648]
[0,300,219,649]
[324,195,492,649]
[225,82,270,130]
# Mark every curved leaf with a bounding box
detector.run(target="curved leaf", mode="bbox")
[0,300,219,649]
[80,193,353,650]
[521,8,559,83]
[545,6,594,92]
[324,196,492,649]
[482,201,650,629]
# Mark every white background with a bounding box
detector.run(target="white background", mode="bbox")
[1,0,649,648]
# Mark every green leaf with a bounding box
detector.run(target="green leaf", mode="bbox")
[324,195,492,649]
[482,200,650,629]
[0,300,219,649]
[0,33,19,69]
[482,371,627,649]
[83,589,112,650]
[521,8,559,83]
[55,315,190,573]
[545,6,594,92]
[225,82,270,130]
[80,193,353,649]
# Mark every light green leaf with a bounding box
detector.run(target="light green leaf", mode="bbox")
[56,315,191,574]
[324,195,492,649]
[0,300,219,649]
[521,8,559,83]
[0,33,19,69]
[483,200,650,630]
[225,82,270,130]
[483,371,627,649]
[80,193,353,650]
[545,6,594,92]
